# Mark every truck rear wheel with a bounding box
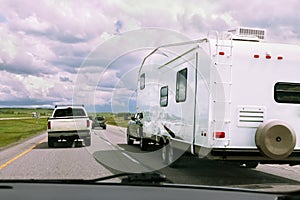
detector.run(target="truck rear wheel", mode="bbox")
[139,127,147,150]
[48,137,55,148]
[140,137,148,151]
[126,128,134,145]
[84,137,91,146]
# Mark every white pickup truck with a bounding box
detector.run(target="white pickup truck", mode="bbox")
[47,105,92,147]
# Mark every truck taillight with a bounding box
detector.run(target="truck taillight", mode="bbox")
[47,121,51,129]
[215,131,225,138]
[87,120,90,128]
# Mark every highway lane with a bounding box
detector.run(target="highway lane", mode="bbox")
[0,128,115,180]
[90,126,300,191]
[0,125,299,192]
[0,133,47,170]
[0,125,138,180]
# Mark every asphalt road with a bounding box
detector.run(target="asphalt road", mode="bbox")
[0,125,300,192]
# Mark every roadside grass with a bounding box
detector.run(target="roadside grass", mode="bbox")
[106,116,129,128]
[89,112,131,128]
[0,118,47,148]
[0,108,52,118]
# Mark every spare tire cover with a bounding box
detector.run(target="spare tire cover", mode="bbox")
[255,119,296,160]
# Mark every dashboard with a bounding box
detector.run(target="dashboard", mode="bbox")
[0,182,290,200]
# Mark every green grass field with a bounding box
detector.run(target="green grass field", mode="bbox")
[0,108,53,118]
[0,108,50,148]
[90,112,131,128]
[105,116,129,128]
[0,118,47,148]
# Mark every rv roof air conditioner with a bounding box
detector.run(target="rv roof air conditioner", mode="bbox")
[228,27,266,42]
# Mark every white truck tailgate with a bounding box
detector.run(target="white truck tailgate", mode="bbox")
[50,118,88,132]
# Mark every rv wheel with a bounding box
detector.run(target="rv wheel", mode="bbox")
[255,120,296,160]
[162,144,167,163]
[162,142,174,166]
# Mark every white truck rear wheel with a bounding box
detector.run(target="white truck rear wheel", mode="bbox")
[255,120,296,159]
[84,137,91,146]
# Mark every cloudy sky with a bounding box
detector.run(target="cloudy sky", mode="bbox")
[0,0,299,112]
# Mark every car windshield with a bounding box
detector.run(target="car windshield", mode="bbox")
[1,0,300,196]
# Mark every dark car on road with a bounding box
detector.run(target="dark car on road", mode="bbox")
[92,116,107,129]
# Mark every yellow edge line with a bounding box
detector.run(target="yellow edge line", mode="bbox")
[0,137,47,171]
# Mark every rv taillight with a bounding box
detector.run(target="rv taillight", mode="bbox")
[254,54,260,58]
[219,52,225,56]
[266,55,272,59]
[48,121,51,129]
[277,56,283,60]
[215,131,225,138]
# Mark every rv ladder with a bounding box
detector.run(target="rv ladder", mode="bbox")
[211,32,233,146]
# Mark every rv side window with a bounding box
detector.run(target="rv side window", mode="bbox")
[160,86,168,107]
[140,73,145,90]
[176,68,187,102]
[274,82,300,104]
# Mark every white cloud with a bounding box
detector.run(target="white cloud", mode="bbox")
[0,72,29,101]
[0,27,18,63]
[2,0,116,41]
[1,0,300,109]
[13,14,51,35]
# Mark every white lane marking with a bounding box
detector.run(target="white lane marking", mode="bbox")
[94,128,126,151]
[104,140,112,146]
[121,152,140,164]
[117,146,125,151]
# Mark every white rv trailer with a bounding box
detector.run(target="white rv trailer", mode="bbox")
[127,27,300,167]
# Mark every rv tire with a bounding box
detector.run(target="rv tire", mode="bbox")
[162,142,174,166]
[162,143,168,164]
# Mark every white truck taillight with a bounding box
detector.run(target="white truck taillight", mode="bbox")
[47,121,51,129]
[87,119,90,128]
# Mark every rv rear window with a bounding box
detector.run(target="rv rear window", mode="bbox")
[140,73,145,90]
[160,86,168,107]
[274,82,300,104]
[176,68,187,103]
